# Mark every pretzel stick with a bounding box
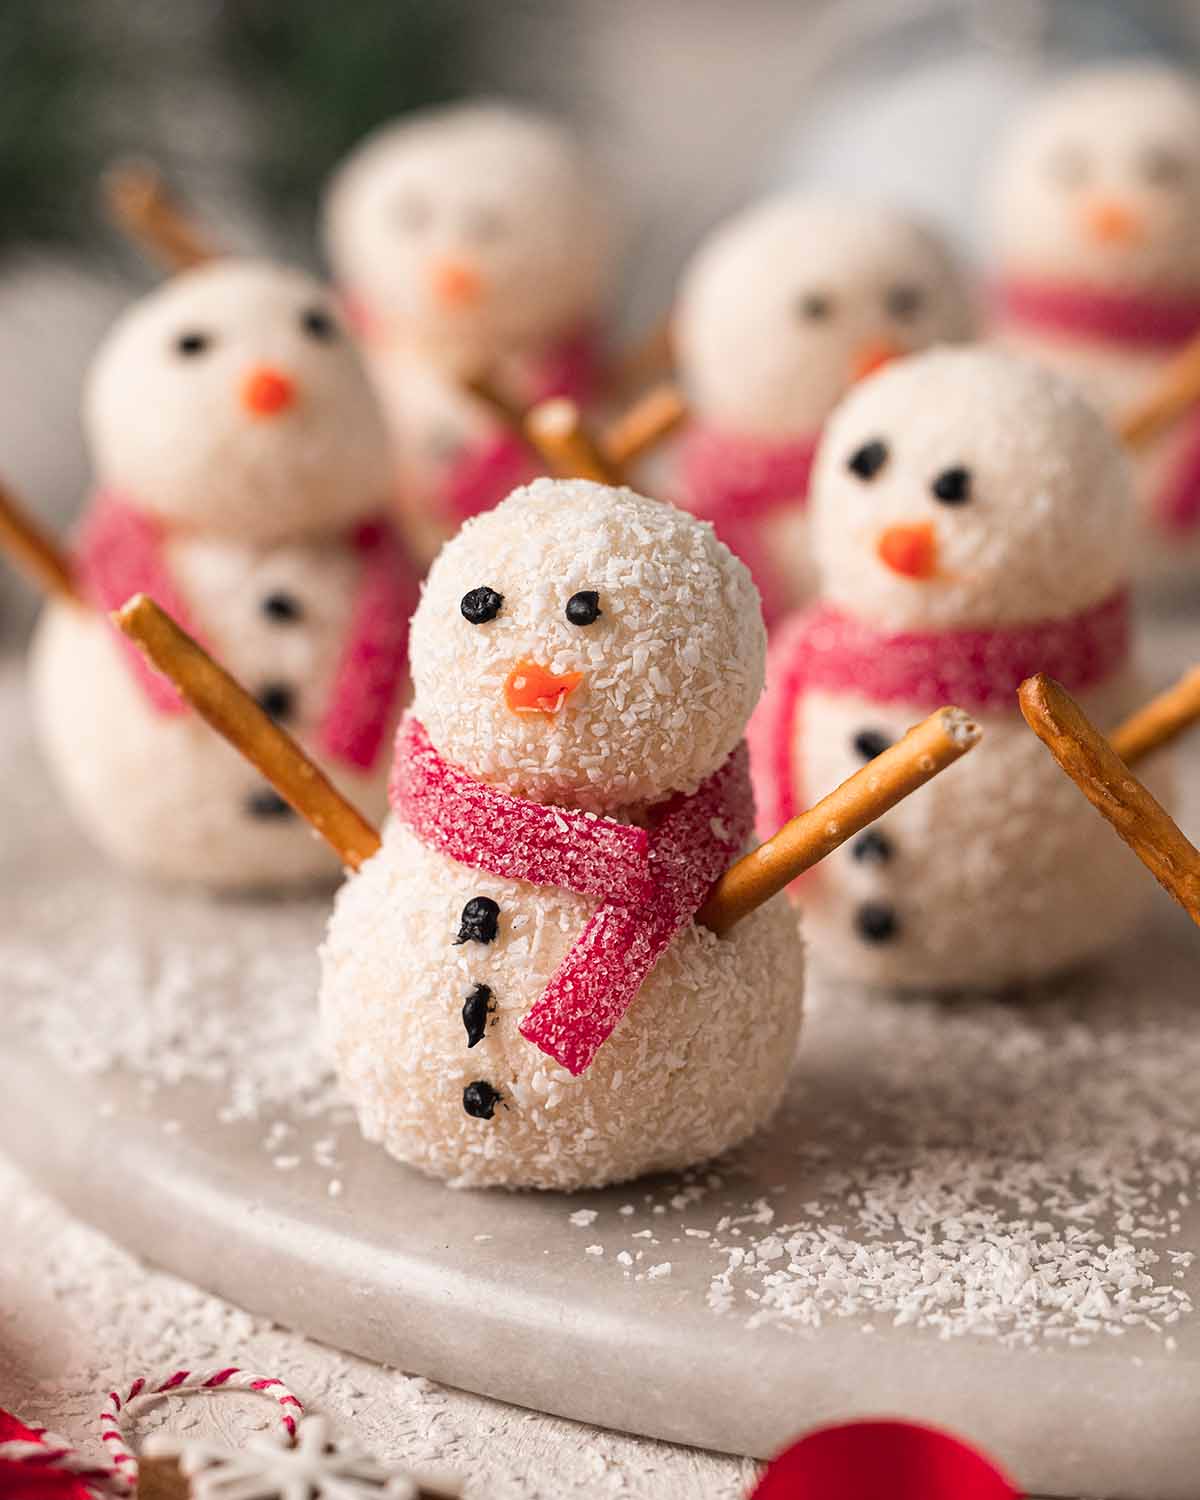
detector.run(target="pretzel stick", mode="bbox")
[524,398,621,485]
[103,159,217,272]
[698,707,981,936]
[1019,673,1200,926]
[613,312,675,394]
[1110,666,1200,766]
[114,594,382,870]
[0,479,82,603]
[602,382,688,470]
[462,370,529,433]
[1117,332,1200,449]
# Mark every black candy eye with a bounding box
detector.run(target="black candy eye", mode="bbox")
[885,284,923,321]
[301,307,337,341]
[1141,144,1186,186]
[175,331,211,357]
[565,590,601,626]
[461,586,503,624]
[847,439,888,480]
[931,466,971,504]
[796,290,833,321]
[1047,144,1088,187]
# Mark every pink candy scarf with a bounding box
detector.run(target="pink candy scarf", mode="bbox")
[994,277,1200,534]
[747,591,1131,838]
[679,424,819,626]
[76,493,416,773]
[389,716,754,1076]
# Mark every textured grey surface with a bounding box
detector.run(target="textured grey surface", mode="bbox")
[2,625,1199,1499]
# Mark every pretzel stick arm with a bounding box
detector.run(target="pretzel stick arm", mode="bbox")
[1020,673,1200,926]
[1109,665,1200,766]
[114,595,382,870]
[1117,334,1200,449]
[0,480,81,603]
[462,371,529,433]
[525,398,622,485]
[602,383,688,470]
[699,707,981,936]
[103,159,217,272]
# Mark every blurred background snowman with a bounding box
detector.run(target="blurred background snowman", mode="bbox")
[4,0,1200,631]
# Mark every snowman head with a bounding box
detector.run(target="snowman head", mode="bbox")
[85,259,391,544]
[408,478,764,812]
[990,65,1200,295]
[810,346,1134,631]
[674,194,973,438]
[323,102,610,359]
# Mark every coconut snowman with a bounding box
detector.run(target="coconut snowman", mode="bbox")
[749,346,1157,990]
[30,258,417,889]
[673,195,974,625]
[322,102,612,564]
[989,65,1200,584]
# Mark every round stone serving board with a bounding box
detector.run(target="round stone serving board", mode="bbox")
[3,629,1200,1500]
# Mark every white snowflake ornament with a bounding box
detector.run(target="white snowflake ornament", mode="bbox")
[144,1414,438,1500]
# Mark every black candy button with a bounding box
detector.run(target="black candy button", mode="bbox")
[853,728,893,761]
[463,1081,501,1119]
[454,896,500,945]
[261,591,303,623]
[851,830,893,865]
[931,466,971,505]
[461,586,503,624]
[246,789,294,820]
[462,984,493,1048]
[855,902,899,944]
[256,681,295,722]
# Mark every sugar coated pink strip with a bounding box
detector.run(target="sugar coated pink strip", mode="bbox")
[75,493,199,715]
[679,423,818,627]
[318,517,417,772]
[994,277,1200,348]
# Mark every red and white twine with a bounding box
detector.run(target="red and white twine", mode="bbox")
[0,1366,303,1497]
[99,1366,303,1492]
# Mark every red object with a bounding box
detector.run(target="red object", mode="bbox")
[444,429,539,526]
[876,522,938,580]
[679,423,819,627]
[993,275,1200,535]
[389,716,753,1075]
[76,495,415,773]
[747,590,1130,838]
[751,1420,1020,1499]
[240,366,296,417]
[0,1462,95,1500]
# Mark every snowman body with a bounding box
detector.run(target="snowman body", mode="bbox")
[323,821,796,1190]
[324,102,611,562]
[795,675,1148,988]
[33,532,389,888]
[757,347,1159,990]
[30,259,412,888]
[320,478,801,1191]
[673,196,973,624]
[988,65,1200,585]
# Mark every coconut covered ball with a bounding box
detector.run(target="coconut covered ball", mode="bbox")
[408,477,767,812]
[323,102,610,366]
[321,479,801,1190]
[86,258,392,544]
[990,66,1200,296]
[751,347,1156,989]
[811,346,1134,630]
[675,195,974,440]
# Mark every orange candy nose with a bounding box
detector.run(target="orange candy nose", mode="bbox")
[241,366,296,417]
[431,258,484,307]
[1083,197,1142,244]
[504,659,584,718]
[877,522,938,580]
[851,338,904,383]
